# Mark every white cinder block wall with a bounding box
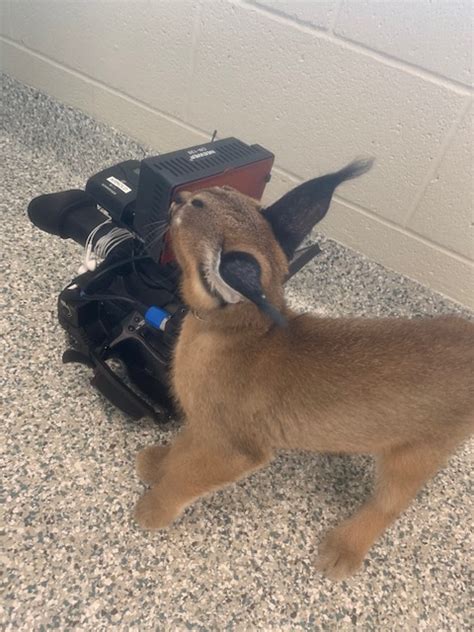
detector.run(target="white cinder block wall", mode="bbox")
[1,0,473,307]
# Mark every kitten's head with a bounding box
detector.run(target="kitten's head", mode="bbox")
[168,159,373,326]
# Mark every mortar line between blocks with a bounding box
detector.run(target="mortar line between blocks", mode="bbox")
[3,37,471,269]
[272,165,301,183]
[184,0,203,122]
[0,36,212,141]
[331,195,474,267]
[328,0,344,33]
[269,162,472,266]
[238,0,473,96]
[244,0,328,34]
[402,98,472,227]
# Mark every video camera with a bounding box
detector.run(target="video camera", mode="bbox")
[28,137,321,423]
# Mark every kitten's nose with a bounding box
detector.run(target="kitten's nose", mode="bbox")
[173,190,192,205]
[170,191,193,224]
[170,191,190,217]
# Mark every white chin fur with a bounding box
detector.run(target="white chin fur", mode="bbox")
[203,248,242,304]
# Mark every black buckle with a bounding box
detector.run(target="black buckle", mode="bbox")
[287,242,321,279]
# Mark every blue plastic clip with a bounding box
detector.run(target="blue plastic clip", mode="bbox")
[145,306,171,332]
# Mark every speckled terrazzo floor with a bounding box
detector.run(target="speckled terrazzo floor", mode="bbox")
[1,74,473,631]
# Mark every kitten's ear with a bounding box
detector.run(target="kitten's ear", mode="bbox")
[263,158,373,258]
[219,251,287,327]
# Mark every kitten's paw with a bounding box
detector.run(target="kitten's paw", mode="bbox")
[315,530,365,581]
[136,445,170,484]
[134,489,178,530]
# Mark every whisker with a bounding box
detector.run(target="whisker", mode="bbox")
[146,224,168,243]
[143,221,168,241]
[140,218,170,232]
[140,224,167,247]
[142,222,170,253]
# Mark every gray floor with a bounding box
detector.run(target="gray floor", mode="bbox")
[1,74,472,630]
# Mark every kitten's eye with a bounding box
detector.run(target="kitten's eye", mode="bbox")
[191,198,204,209]
[174,193,184,205]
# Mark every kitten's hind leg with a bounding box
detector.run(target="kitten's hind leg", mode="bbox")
[136,444,171,485]
[134,427,271,529]
[316,441,447,580]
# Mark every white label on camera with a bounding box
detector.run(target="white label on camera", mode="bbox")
[106,176,132,194]
[187,148,217,161]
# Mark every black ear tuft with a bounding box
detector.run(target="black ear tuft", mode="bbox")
[219,251,287,327]
[263,158,373,258]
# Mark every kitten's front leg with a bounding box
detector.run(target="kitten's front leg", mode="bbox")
[134,427,271,530]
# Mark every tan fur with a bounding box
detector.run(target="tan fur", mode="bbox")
[134,186,473,580]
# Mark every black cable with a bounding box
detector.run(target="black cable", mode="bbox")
[131,239,178,293]
[66,246,182,309]
[131,239,140,279]
[78,249,177,294]
[131,240,160,289]
[65,253,154,296]
[137,265,176,292]
[81,254,152,291]
[69,292,148,314]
